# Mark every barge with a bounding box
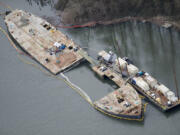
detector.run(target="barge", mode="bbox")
[4,9,84,74]
[94,84,143,120]
[97,50,180,111]
[4,9,144,121]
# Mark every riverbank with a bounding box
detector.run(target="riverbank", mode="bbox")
[53,0,180,31]
[53,16,180,32]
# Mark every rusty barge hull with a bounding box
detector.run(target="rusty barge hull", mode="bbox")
[5,9,83,74]
[94,104,144,120]
[93,85,143,120]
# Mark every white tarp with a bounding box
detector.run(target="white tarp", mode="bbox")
[116,58,127,69]
[103,53,111,62]
[155,84,170,96]
[53,42,61,47]
[144,75,157,88]
[170,97,178,102]
[127,64,139,76]
[98,50,107,57]
[167,91,175,99]
[134,77,150,91]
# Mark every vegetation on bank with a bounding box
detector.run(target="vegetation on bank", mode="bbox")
[54,0,180,24]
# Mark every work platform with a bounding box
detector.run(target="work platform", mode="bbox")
[5,9,83,74]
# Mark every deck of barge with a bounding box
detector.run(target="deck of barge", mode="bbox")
[5,9,84,74]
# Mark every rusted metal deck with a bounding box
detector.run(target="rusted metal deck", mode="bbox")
[94,84,143,119]
[5,9,83,74]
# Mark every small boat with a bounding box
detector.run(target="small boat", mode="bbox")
[97,50,180,111]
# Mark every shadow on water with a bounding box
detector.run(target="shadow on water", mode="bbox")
[164,105,180,117]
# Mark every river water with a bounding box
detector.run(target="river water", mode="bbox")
[0,0,180,135]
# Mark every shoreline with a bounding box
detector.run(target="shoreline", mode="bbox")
[54,16,180,32]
